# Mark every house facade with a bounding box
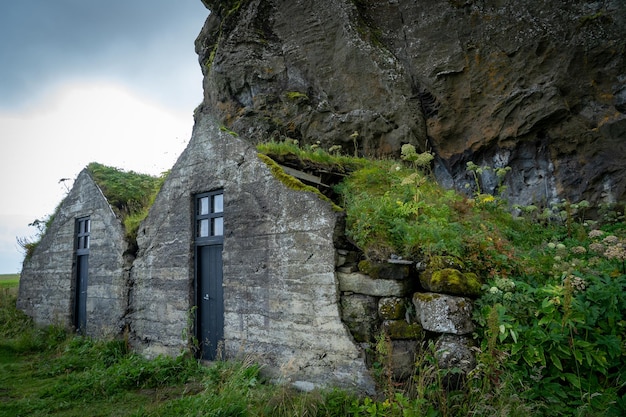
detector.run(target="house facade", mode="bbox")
[17,169,130,337]
[128,115,374,392]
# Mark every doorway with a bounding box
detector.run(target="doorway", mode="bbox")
[74,216,90,333]
[194,191,224,360]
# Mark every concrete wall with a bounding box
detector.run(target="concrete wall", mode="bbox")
[17,170,129,337]
[129,114,374,393]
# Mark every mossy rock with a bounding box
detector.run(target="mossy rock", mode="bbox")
[382,320,423,340]
[357,260,410,280]
[378,297,406,320]
[427,255,465,271]
[420,268,482,297]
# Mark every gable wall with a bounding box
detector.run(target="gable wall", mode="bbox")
[130,115,374,392]
[17,170,128,337]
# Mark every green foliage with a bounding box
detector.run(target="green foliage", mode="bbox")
[257,153,343,211]
[334,159,533,263]
[257,138,369,171]
[474,224,626,416]
[219,125,239,136]
[87,162,166,243]
[258,140,626,415]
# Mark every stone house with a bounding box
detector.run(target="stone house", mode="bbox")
[17,115,478,394]
[17,168,130,337]
[127,115,375,392]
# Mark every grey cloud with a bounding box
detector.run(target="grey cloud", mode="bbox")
[0,0,209,110]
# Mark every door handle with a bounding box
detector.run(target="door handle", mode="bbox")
[203,294,210,301]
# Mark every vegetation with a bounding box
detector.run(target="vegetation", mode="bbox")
[257,140,626,416]
[86,162,166,246]
[6,141,625,415]
[2,281,359,416]
[0,274,19,289]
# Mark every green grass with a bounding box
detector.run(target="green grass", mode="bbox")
[0,274,19,288]
[4,144,625,416]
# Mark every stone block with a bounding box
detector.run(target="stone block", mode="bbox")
[338,272,414,297]
[413,292,474,335]
[357,260,412,280]
[382,320,422,340]
[378,297,406,320]
[390,340,419,381]
[419,268,482,297]
[341,294,378,342]
[435,334,476,389]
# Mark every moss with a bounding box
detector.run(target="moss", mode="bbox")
[257,154,342,211]
[219,125,239,137]
[382,320,423,340]
[414,292,439,303]
[86,163,166,250]
[358,259,373,275]
[357,260,410,279]
[378,298,406,320]
[427,255,465,271]
[426,268,482,297]
[284,91,309,102]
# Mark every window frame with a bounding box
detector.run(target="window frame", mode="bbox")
[195,190,224,246]
[76,216,91,256]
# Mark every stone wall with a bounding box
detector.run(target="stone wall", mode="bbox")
[337,252,478,384]
[17,169,129,337]
[129,114,375,393]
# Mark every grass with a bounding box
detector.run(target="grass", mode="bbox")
[0,280,360,416]
[0,274,19,288]
[5,143,626,416]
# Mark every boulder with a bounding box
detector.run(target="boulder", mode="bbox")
[413,292,474,335]
[419,268,482,297]
[197,0,626,209]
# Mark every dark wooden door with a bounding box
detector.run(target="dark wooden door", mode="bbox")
[75,254,88,333]
[197,244,224,360]
[75,217,90,334]
[195,191,224,360]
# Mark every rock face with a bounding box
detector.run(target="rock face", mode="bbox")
[196,0,626,208]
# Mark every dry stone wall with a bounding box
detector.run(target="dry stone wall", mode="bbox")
[336,249,478,383]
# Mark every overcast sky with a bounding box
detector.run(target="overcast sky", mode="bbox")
[0,0,210,273]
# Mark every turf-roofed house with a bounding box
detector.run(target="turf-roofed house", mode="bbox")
[17,163,162,338]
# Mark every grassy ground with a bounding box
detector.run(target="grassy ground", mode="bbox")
[0,274,19,289]
[0,279,358,417]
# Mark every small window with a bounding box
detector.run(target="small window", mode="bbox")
[76,216,91,255]
[195,191,223,243]
[198,197,209,216]
[212,217,223,236]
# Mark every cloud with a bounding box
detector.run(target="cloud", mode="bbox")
[0,0,208,110]
[0,1,209,272]
[0,82,193,272]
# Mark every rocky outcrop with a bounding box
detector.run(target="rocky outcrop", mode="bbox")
[196,0,626,209]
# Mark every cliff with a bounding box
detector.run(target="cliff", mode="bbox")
[195,0,626,208]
